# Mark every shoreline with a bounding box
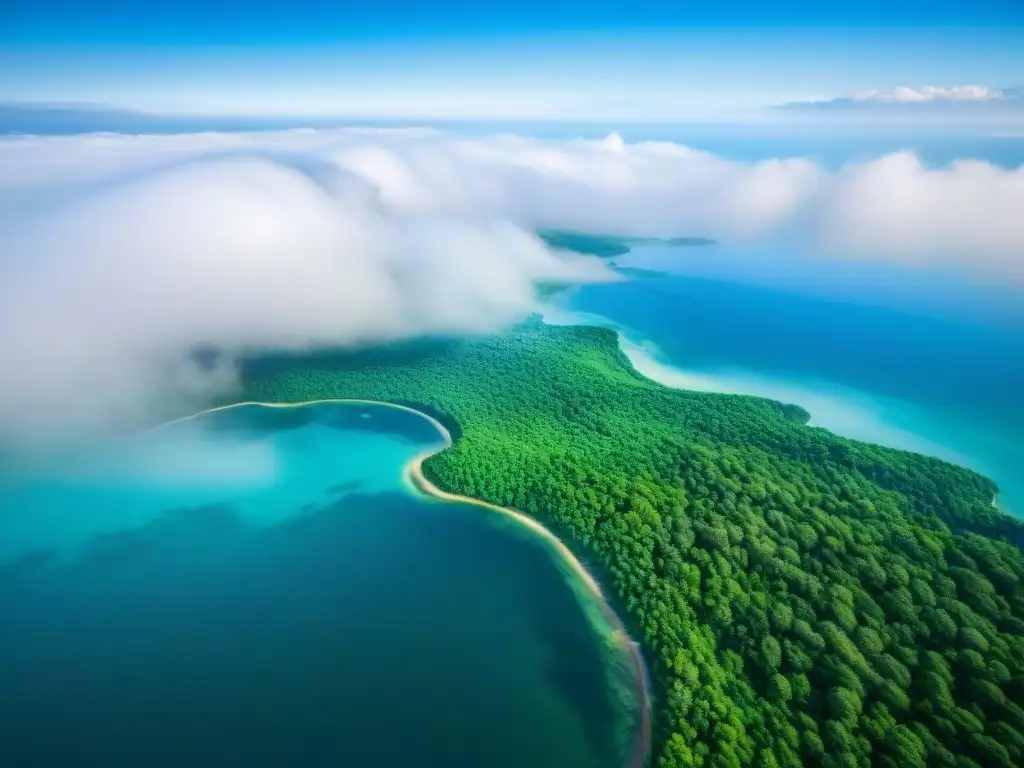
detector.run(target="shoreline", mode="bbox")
[405,450,652,768]
[544,302,1017,519]
[616,337,1017,518]
[164,397,651,768]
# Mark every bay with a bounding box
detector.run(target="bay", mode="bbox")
[0,402,633,768]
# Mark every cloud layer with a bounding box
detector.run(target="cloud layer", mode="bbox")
[0,128,1022,441]
[0,143,613,441]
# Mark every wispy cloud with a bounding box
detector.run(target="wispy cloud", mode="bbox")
[851,85,1006,104]
[1,128,1022,441]
[779,85,1023,113]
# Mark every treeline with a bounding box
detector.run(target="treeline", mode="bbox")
[243,319,1024,768]
[537,229,633,258]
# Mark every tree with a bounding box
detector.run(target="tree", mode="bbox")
[761,635,782,672]
[827,687,863,725]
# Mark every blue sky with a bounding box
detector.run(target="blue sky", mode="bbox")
[2,0,1023,119]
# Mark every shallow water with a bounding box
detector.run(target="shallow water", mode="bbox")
[551,254,1024,516]
[0,403,632,767]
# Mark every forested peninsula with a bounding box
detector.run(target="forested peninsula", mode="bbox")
[242,319,1024,768]
[537,230,717,259]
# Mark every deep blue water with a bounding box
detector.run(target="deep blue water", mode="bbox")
[0,403,632,767]
[554,251,1024,515]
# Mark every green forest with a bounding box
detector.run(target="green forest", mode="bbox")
[536,229,718,259]
[242,319,1024,768]
[537,230,635,258]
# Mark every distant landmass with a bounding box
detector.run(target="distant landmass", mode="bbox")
[0,104,236,135]
[0,103,410,135]
[537,230,634,258]
[537,229,717,259]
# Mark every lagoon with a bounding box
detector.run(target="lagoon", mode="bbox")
[0,402,634,767]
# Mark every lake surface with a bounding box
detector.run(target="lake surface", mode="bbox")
[551,245,1024,516]
[0,403,634,767]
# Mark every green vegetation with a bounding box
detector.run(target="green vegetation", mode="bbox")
[242,319,1024,768]
[537,229,718,260]
[538,229,634,258]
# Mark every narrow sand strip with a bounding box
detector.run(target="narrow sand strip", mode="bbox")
[160,399,608,597]
[404,452,606,598]
[406,449,651,768]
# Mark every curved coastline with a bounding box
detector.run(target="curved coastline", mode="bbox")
[614,333,1014,517]
[406,448,652,768]
[162,397,651,768]
[544,301,1016,518]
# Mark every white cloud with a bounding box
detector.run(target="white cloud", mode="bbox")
[852,85,1005,103]
[0,143,613,442]
[0,128,1022,441]
[778,86,1024,117]
[817,152,1024,275]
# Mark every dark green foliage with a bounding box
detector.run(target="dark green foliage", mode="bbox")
[242,319,1024,768]
[536,230,719,260]
[537,229,633,258]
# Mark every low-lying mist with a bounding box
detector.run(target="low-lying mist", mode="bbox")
[1,128,1021,443]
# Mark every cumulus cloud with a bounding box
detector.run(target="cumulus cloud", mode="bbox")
[0,146,612,441]
[817,152,1024,272]
[0,128,1022,441]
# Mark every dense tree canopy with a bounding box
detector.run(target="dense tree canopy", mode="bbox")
[536,230,717,259]
[537,230,634,258]
[243,319,1024,768]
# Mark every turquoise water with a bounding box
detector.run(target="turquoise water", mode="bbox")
[0,403,633,767]
[552,247,1024,516]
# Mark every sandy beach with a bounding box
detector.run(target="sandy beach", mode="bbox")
[406,448,651,768]
[163,398,609,602]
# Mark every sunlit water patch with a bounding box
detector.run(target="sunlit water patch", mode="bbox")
[0,403,445,565]
[0,403,634,768]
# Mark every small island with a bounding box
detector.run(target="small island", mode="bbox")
[538,230,635,258]
[242,319,1024,768]
[538,230,718,259]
